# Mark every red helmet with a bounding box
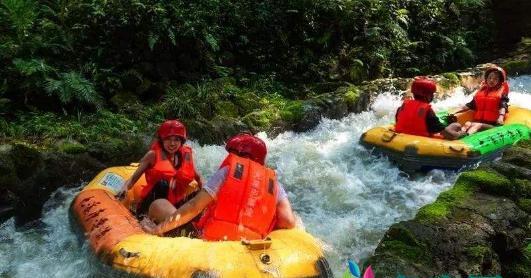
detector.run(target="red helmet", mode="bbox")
[157,120,187,141]
[225,133,267,165]
[411,77,437,97]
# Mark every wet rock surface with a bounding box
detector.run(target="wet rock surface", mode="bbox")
[0,142,135,225]
[365,141,531,278]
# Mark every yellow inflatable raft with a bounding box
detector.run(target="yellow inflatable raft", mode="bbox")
[360,106,531,171]
[70,165,332,278]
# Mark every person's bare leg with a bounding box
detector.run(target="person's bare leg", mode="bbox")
[466,122,494,135]
[442,122,466,140]
[148,199,177,224]
[462,121,472,133]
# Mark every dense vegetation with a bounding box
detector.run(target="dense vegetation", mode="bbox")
[0,0,494,145]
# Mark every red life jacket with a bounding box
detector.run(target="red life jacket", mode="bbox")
[142,142,197,205]
[394,99,431,137]
[197,153,278,241]
[473,83,508,123]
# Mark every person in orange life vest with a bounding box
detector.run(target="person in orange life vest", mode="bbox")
[395,77,465,140]
[120,120,202,215]
[141,133,296,240]
[454,66,509,135]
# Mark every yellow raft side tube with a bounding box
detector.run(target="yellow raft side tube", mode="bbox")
[72,166,330,278]
[361,106,531,159]
[110,229,324,277]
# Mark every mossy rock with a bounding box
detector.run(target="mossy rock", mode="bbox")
[501,146,531,170]
[87,136,146,165]
[186,118,219,145]
[310,82,351,94]
[416,202,451,223]
[465,245,491,260]
[516,198,531,213]
[11,143,43,180]
[208,116,250,143]
[280,100,304,124]
[416,178,475,223]
[514,179,531,198]
[516,139,531,149]
[341,86,360,107]
[0,145,20,191]
[439,177,475,202]
[241,109,279,131]
[56,140,87,154]
[385,223,422,247]
[439,72,461,89]
[461,169,512,197]
[502,59,531,75]
[215,100,239,118]
[376,240,428,263]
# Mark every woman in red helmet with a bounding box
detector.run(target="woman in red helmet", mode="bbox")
[395,77,465,139]
[141,133,297,240]
[120,119,202,215]
[455,65,509,135]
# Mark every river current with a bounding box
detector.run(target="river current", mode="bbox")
[1,76,530,277]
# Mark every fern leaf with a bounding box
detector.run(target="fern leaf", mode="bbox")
[13,58,52,76]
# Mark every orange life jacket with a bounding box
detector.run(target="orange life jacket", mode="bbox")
[394,99,431,137]
[142,142,197,205]
[473,83,508,123]
[197,153,278,241]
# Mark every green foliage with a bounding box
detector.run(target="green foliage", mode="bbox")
[1,0,38,39]
[161,84,211,120]
[45,71,102,109]
[13,58,53,76]
[0,0,495,122]
[2,110,151,146]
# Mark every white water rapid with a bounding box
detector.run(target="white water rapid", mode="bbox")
[1,76,530,277]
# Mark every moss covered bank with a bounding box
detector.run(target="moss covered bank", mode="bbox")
[365,140,531,278]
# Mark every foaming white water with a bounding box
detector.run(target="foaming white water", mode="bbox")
[1,76,530,277]
[510,75,531,94]
[0,187,128,278]
[260,112,457,273]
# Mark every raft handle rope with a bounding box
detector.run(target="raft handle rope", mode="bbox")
[241,238,272,250]
[448,145,465,152]
[381,131,397,142]
[119,248,140,258]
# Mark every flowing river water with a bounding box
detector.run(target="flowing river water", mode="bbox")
[1,76,530,277]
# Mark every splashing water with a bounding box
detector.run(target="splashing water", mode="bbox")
[1,78,530,277]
